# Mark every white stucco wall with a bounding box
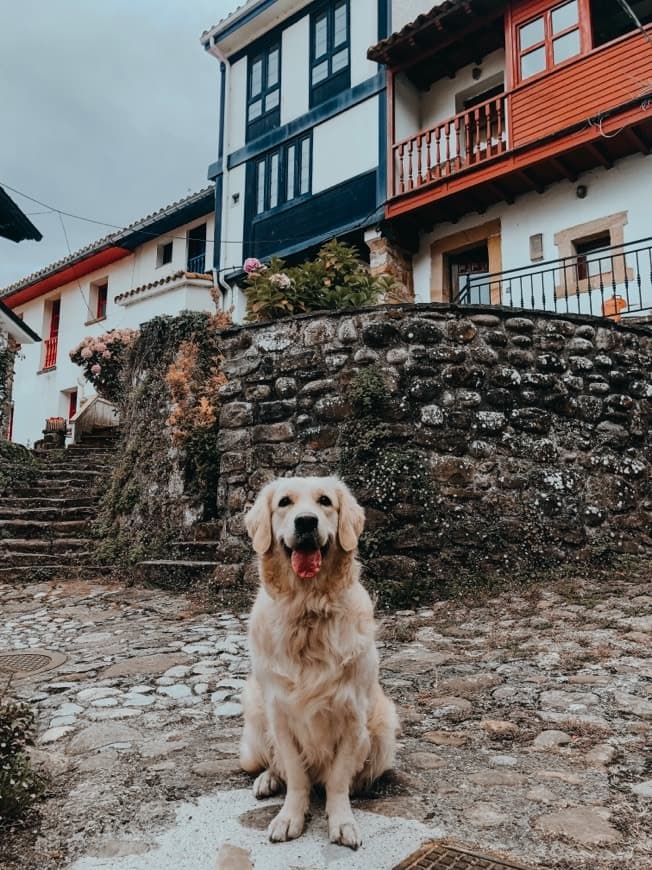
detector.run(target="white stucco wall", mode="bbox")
[228,58,248,154]
[281,18,309,124]
[9,213,215,445]
[412,153,652,314]
[312,98,379,193]
[420,50,506,131]
[350,0,378,87]
[392,0,436,32]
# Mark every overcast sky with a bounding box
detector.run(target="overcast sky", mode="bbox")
[0,0,240,287]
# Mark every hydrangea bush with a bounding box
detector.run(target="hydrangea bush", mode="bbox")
[70,328,139,404]
[243,240,402,322]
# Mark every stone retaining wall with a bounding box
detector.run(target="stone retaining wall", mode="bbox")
[214,304,651,601]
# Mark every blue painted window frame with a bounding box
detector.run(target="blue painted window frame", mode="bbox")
[247,39,281,142]
[310,0,351,108]
[252,133,313,218]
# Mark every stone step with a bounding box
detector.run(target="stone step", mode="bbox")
[2,495,99,509]
[29,477,101,491]
[173,540,221,561]
[39,466,102,484]
[0,564,111,582]
[135,559,219,590]
[0,537,93,555]
[0,505,96,521]
[0,548,97,566]
[10,481,98,503]
[0,518,91,541]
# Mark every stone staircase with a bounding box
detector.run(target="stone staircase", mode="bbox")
[0,428,119,582]
[134,522,221,590]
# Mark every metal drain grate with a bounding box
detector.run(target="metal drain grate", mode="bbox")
[0,650,67,679]
[394,842,534,870]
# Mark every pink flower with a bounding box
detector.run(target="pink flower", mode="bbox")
[243,258,262,274]
[269,272,291,289]
[94,342,107,353]
[102,350,111,359]
[91,364,101,375]
[80,347,93,359]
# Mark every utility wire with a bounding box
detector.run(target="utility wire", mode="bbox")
[1,180,385,249]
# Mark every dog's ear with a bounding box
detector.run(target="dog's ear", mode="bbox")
[245,483,274,554]
[336,481,365,552]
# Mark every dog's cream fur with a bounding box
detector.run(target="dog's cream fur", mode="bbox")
[240,476,398,849]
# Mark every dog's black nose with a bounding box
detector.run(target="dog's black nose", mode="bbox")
[295,514,318,535]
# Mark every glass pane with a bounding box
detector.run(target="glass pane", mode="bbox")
[332,48,348,73]
[267,48,279,87]
[270,153,279,209]
[265,89,279,111]
[248,98,262,121]
[520,45,546,79]
[334,2,348,46]
[300,138,310,194]
[286,145,296,201]
[520,16,544,50]
[552,0,578,34]
[250,59,263,96]
[553,29,580,63]
[312,60,329,85]
[314,13,328,58]
[257,161,266,214]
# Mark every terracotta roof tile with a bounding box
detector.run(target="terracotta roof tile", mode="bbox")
[1,186,213,300]
[114,270,213,304]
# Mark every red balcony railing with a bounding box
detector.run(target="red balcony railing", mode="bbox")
[43,335,58,369]
[393,94,508,197]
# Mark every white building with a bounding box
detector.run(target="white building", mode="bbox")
[1,188,217,446]
[368,0,652,319]
[201,0,392,320]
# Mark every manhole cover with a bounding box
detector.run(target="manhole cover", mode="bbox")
[0,649,67,680]
[394,842,534,870]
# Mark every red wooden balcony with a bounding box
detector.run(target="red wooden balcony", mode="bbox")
[43,336,58,369]
[393,95,508,196]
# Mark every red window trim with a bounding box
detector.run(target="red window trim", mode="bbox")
[512,0,591,85]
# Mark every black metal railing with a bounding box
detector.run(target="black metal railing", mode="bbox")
[187,252,206,273]
[455,236,652,320]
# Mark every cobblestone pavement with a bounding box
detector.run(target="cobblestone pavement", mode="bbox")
[1,567,651,869]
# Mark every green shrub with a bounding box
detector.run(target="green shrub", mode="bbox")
[243,240,400,322]
[0,694,45,825]
[0,442,38,497]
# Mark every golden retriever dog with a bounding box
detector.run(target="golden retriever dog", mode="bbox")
[240,476,398,850]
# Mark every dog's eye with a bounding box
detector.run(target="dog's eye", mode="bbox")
[278,496,292,507]
[318,495,332,507]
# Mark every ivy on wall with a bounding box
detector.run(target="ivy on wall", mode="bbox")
[95,310,231,569]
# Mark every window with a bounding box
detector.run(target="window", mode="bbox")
[187,223,207,273]
[43,299,60,369]
[247,42,281,140]
[574,233,611,280]
[88,279,108,323]
[310,0,350,106]
[518,0,582,81]
[157,240,173,267]
[96,282,108,320]
[253,134,312,216]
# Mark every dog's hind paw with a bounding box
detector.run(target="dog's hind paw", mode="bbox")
[253,769,283,799]
[329,819,362,850]
[268,809,305,842]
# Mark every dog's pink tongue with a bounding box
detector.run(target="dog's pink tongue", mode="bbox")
[291,549,322,579]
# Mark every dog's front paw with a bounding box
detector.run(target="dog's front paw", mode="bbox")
[253,769,283,799]
[268,809,305,842]
[329,816,362,850]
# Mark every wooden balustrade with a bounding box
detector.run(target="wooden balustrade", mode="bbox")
[393,94,508,196]
[43,336,58,369]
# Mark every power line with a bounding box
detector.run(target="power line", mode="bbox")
[1,180,385,250]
